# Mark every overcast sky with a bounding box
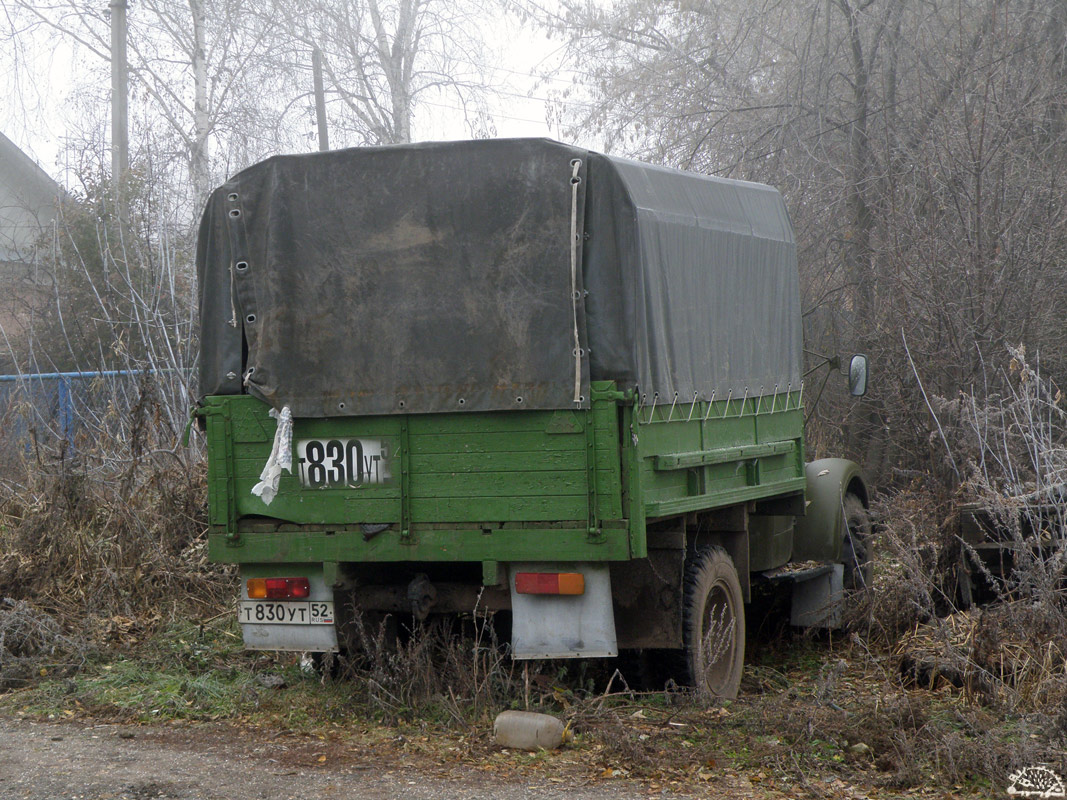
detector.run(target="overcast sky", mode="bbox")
[1,10,575,188]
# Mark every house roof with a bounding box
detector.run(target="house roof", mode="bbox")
[0,131,61,263]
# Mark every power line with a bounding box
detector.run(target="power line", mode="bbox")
[418,98,552,128]
[483,84,598,110]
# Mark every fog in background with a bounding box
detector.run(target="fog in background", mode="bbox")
[3,0,1067,493]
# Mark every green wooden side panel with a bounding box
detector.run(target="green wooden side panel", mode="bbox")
[208,396,594,527]
[634,393,806,519]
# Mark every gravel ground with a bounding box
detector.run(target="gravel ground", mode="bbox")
[0,717,739,800]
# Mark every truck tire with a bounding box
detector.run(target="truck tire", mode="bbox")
[842,493,873,591]
[682,547,745,700]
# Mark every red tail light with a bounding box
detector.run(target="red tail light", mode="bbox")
[247,577,311,600]
[514,572,585,595]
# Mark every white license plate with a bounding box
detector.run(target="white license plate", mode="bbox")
[238,600,335,625]
[296,438,390,488]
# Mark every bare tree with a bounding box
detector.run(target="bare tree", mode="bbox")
[272,0,495,145]
[531,0,1067,485]
[3,0,293,208]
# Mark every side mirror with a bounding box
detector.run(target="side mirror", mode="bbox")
[848,354,869,397]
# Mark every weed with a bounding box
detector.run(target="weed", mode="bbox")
[337,607,525,728]
[0,598,89,688]
[0,446,233,648]
[74,658,259,721]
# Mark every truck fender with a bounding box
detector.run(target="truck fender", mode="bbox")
[792,458,869,562]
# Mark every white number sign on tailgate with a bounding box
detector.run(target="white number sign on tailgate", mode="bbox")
[296,438,390,488]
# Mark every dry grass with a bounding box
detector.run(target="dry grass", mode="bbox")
[335,608,522,727]
[0,598,89,688]
[0,373,232,667]
[0,457,229,624]
[897,602,1067,709]
[846,350,1067,715]
[843,486,956,643]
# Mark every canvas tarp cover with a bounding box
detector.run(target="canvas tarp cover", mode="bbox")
[197,138,802,417]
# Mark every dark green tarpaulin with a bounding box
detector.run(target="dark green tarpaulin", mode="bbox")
[197,138,801,417]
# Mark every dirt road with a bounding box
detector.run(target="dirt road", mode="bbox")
[0,717,738,800]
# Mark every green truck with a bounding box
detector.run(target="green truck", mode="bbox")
[195,139,870,699]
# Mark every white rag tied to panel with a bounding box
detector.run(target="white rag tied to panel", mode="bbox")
[251,405,292,505]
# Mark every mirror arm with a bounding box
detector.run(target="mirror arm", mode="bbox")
[803,363,834,428]
[803,350,842,378]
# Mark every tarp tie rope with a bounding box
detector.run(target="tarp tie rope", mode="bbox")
[251,405,292,505]
[228,261,238,328]
[570,158,583,405]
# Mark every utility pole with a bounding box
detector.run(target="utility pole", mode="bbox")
[110,0,129,213]
[312,48,330,152]
[191,0,209,202]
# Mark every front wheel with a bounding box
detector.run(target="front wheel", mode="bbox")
[841,493,873,591]
[682,547,745,700]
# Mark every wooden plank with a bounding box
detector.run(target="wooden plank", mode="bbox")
[210,527,630,564]
[229,456,401,484]
[411,431,585,454]
[231,441,588,473]
[235,495,402,524]
[754,409,804,440]
[654,440,797,470]
[410,495,589,522]
[636,420,702,455]
[645,476,808,517]
[294,419,402,439]
[410,470,588,498]
[409,450,586,473]
[696,416,758,448]
[640,464,691,496]
[206,410,232,527]
[590,388,624,522]
[228,415,276,442]
[409,411,582,435]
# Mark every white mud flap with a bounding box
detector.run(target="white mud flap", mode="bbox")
[239,570,339,652]
[509,562,618,659]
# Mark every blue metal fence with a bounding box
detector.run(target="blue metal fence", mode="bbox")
[0,370,184,456]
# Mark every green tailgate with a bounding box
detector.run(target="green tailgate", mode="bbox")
[204,383,632,564]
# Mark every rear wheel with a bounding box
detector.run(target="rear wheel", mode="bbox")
[682,547,745,700]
